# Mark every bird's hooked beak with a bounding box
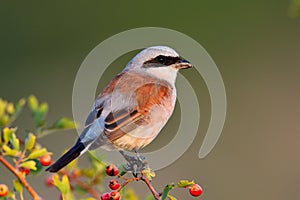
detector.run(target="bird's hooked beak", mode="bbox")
[172,57,193,69]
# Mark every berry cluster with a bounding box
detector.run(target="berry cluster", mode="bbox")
[101,164,121,200]
[101,191,120,200]
[0,155,53,198]
[19,155,52,176]
[100,163,203,199]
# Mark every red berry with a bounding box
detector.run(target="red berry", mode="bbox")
[109,179,120,190]
[101,192,110,200]
[39,155,52,166]
[105,164,118,176]
[109,191,120,200]
[189,184,203,197]
[0,184,9,197]
[19,167,30,176]
[45,175,54,187]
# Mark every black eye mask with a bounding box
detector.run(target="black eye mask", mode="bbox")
[143,55,181,67]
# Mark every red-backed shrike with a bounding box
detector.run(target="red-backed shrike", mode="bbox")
[46,46,192,172]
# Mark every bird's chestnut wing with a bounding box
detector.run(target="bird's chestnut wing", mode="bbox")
[103,83,172,142]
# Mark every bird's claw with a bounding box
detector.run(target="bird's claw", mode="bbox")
[120,150,149,175]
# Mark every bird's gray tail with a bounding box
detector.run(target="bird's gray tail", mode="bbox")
[46,140,85,172]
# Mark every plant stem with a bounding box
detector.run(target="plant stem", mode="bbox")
[117,173,161,200]
[0,155,41,200]
[117,176,140,192]
[140,173,161,200]
[20,190,24,200]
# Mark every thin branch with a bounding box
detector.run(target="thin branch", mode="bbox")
[117,176,140,192]
[140,172,161,200]
[117,173,161,200]
[0,155,41,200]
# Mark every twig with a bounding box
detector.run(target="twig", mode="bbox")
[140,172,161,200]
[0,155,41,200]
[117,176,140,192]
[117,173,161,200]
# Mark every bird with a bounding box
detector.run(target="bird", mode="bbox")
[46,46,192,172]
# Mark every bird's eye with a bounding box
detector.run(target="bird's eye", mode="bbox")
[156,56,166,65]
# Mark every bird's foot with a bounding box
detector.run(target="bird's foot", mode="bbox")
[119,150,149,176]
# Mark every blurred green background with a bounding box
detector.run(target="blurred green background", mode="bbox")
[1,0,300,199]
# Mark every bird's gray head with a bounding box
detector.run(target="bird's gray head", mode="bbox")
[125,46,192,84]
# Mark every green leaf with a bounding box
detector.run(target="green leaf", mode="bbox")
[25,133,36,151]
[39,102,48,115]
[177,180,195,188]
[33,110,47,127]
[2,127,14,144]
[0,98,8,117]
[27,148,49,159]
[28,95,39,111]
[142,168,156,181]
[28,159,43,175]
[80,198,96,200]
[118,163,129,176]
[62,193,75,200]
[15,98,26,113]
[53,174,70,194]
[10,133,20,150]
[13,180,23,193]
[6,98,26,125]
[61,175,71,194]
[0,114,9,127]
[2,144,20,157]
[28,95,49,127]
[6,103,14,115]
[35,102,48,126]
[0,191,16,200]
[52,117,76,129]
[161,184,175,200]
[52,174,62,188]
[53,174,74,200]
[20,160,37,170]
[0,99,10,127]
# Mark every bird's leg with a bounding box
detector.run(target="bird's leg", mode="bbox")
[119,149,149,176]
[133,148,148,165]
[119,150,139,176]
[119,150,136,164]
